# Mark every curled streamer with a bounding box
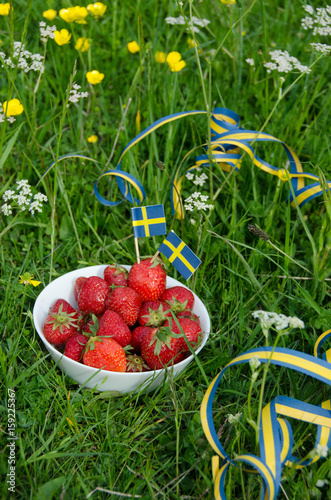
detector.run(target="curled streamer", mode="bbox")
[200,329,331,500]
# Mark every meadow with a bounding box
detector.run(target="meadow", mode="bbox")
[1,0,331,498]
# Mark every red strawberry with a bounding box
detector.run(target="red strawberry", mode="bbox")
[74,277,87,302]
[138,300,172,327]
[131,325,152,354]
[126,354,150,372]
[104,286,142,326]
[83,337,127,372]
[43,299,78,345]
[128,258,166,301]
[97,310,132,347]
[160,286,194,313]
[176,310,201,326]
[64,333,88,362]
[141,327,181,370]
[104,264,128,287]
[164,317,202,352]
[78,276,109,315]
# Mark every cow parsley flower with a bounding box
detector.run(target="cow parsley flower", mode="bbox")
[40,22,57,43]
[184,192,213,213]
[67,83,88,105]
[1,180,47,216]
[165,15,210,33]
[301,5,331,36]
[252,310,305,337]
[264,50,311,74]
[310,42,331,54]
[246,58,255,66]
[1,41,45,73]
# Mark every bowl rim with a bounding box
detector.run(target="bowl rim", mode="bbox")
[33,264,210,378]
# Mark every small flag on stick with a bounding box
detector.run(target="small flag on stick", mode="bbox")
[131,205,167,238]
[158,230,201,280]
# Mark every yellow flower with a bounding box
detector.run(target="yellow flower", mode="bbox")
[54,29,72,46]
[59,6,88,24]
[43,9,57,21]
[166,52,186,72]
[0,3,10,15]
[87,2,107,17]
[220,0,236,4]
[86,70,104,84]
[127,41,139,54]
[187,38,196,49]
[87,134,98,143]
[75,37,91,52]
[155,51,166,63]
[3,99,24,117]
[19,272,41,287]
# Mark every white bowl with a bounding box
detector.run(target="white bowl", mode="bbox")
[33,265,210,394]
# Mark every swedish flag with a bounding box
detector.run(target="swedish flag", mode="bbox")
[131,205,166,238]
[158,231,201,280]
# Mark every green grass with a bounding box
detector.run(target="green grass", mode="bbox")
[1,0,331,498]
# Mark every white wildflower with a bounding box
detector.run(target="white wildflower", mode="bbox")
[316,444,328,458]
[227,412,242,424]
[1,41,45,74]
[252,310,305,332]
[165,14,210,33]
[190,219,196,225]
[310,42,331,54]
[246,58,255,66]
[185,203,194,212]
[264,50,311,74]
[301,5,331,36]
[249,357,261,371]
[67,83,89,105]
[186,172,194,180]
[1,180,47,216]
[2,190,15,202]
[1,203,12,216]
[39,22,57,42]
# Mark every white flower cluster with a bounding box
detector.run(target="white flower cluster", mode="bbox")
[315,444,329,458]
[1,180,48,216]
[67,83,89,105]
[0,103,16,124]
[39,22,57,43]
[165,15,210,33]
[264,50,311,74]
[310,42,331,54]
[252,310,305,331]
[246,58,255,66]
[301,5,331,36]
[186,171,208,187]
[184,191,214,213]
[0,42,44,74]
[227,412,242,424]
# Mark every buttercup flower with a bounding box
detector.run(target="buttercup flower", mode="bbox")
[86,70,104,84]
[87,134,98,143]
[75,37,91,52]
[0,3,10,15]
[187,37,196,49]
[87,2,107,17]
[155,51,166,63]
[54,29,72,46]
[220,0,236,4]
[43,9,57,21]
[3,99,24,117]
[59,6,88,24]
[127,41,140,54]
[19,272,41,287]
[166,51,186,72]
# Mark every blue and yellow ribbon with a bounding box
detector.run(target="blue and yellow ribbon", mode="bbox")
[200,331,331,500]
[37,108,330,216]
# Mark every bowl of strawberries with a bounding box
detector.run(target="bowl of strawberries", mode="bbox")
[33,258,210,394]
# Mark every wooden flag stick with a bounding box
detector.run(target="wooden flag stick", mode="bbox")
[134,237,140,264]
[151,250,160,263]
